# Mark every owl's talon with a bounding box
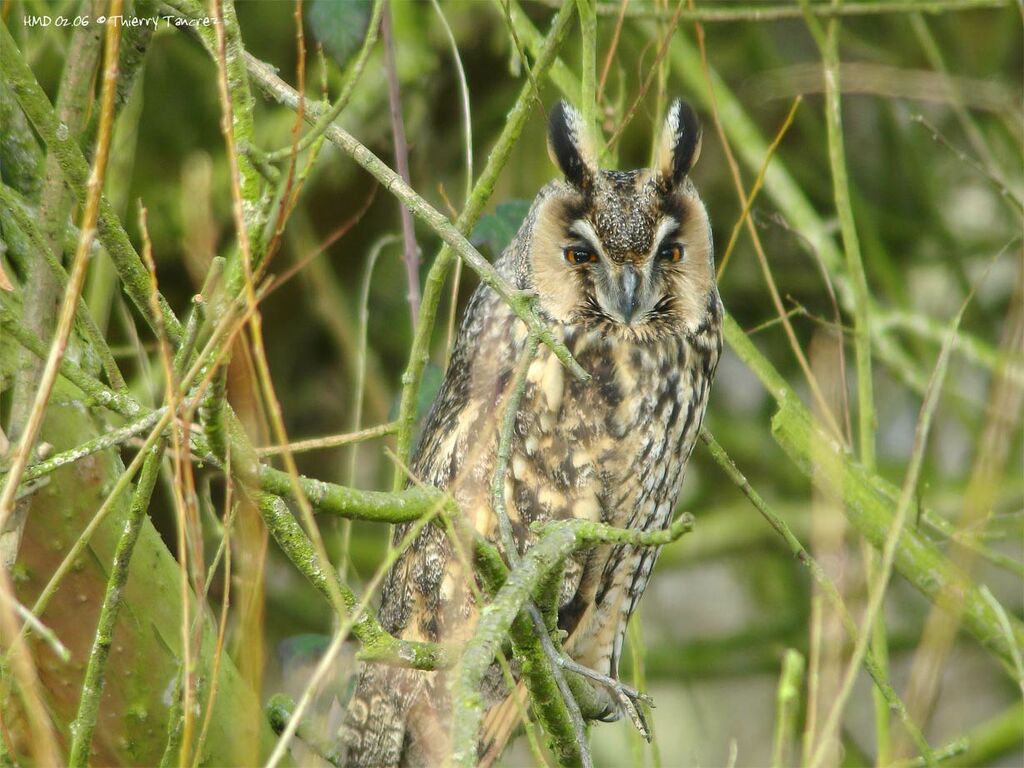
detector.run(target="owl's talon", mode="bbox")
[557,656,654,741]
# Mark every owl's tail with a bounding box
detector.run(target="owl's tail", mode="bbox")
[339,664,449,768]
[339,665,410,768]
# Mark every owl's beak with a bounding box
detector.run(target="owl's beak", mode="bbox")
[617,264,641,323]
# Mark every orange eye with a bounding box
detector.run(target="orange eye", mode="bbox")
[564,247,597,265]
[658,243,684,263]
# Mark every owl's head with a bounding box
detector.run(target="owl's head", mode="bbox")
[528,99,716,342]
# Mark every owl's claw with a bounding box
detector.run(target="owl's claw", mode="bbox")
[556,656,654,741]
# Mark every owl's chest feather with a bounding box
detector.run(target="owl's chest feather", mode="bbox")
[509,327,706,532]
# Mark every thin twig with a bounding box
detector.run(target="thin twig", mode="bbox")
[716,96,802,279]
[264,0,385,162]
[387,0,577,488]
[912,113,1024,214]
[381,0,421,327]
[601,0,685,158]
[699,429,936,763]
[0,19,184,342]
[0,594,68,663]
[491,336,539,561]
[250,54,592,391]
[451,516,693,766]
[483,334,592,765]
[0,15,124,761]
[68,442,167,766]
[257,422,399,458]
[427,0,473,361]
[342,234,398,575]
[808,290,970,768]
[808,6,893,758]
[576,0,597,136]
[0,0,122,542]
[690,8,845,443]
[0,181,125,389]
[261,489,450,768]
[596,0,629,104]
[770,649,805,768]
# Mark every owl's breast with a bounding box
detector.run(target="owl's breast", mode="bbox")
[510,326,715,533]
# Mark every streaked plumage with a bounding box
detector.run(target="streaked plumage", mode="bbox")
[342,98,722,767]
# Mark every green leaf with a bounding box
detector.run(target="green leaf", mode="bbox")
[471,199,531,259]
[307,0,373,70]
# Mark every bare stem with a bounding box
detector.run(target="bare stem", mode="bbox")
[381,0,421,327]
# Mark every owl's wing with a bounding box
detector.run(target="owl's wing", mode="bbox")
[342,282,526,765]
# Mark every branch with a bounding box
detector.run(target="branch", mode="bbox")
[256,493,451,671]
[0,181,124,390]
[1,297,451,667]
[0,0,124,540]
[484,334,591,766]
[380,0,421,326]
[451,516,694,766]
[451,525,580,768]
[771,399,1024,667]
[532,514,695,546]
[67,272,205,766]
[68,442,166,766]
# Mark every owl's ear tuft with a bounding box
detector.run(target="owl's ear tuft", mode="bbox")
[548,101,596,190]
[657,99,702,187]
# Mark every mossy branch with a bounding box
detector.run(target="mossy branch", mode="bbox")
[533,514,695,546]
[2,300,453,529]
[451,525,579,768]
[256,493,451,671]
[0,298,144,418]
[451,515,694,766]
[771,401,1024,667]
[67,443,166,767]
[67,282,205,767]
[0,182,123,388]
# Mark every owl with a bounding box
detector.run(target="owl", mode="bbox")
[341,98,722,767]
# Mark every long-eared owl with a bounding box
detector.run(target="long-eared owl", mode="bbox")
[342,98,722,767]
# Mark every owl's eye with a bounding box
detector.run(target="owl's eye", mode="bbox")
[564,246,597,265]
[658,242,685,263]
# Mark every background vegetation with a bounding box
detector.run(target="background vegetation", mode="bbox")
[0,0,1021,766]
